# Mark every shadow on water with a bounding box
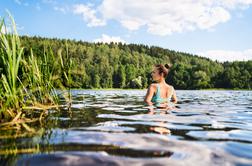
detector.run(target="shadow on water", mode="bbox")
[1,90,252,165]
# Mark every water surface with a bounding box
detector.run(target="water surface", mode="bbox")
[1,90,252,166]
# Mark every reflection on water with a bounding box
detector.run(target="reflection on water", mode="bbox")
[1,90,252,165]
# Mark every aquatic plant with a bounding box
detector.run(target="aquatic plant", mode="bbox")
[0,13,61,129]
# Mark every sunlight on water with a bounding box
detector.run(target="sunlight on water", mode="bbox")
[1,90,252,166]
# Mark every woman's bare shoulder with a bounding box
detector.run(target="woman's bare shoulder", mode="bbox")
[165,84,175,92]
[149,83,158,89]
[165,84,173,88]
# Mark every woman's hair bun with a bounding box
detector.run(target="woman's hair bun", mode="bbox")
[164,64,172,69]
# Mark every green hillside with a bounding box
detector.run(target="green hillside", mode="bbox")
[18,36,252,90]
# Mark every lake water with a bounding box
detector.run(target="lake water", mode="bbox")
[1,90,252,166]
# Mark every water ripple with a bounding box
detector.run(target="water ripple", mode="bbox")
[1,90,252,166]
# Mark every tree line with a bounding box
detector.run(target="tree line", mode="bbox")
[17,36,252,90]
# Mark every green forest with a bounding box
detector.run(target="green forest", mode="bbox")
[17,36,252,90]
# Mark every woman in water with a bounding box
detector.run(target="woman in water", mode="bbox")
[144,64,177,109]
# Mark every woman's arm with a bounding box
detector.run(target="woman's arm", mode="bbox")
[144,84,156,105]
[171,87,178,104]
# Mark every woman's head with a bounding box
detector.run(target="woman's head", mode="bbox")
[151,64,172,81]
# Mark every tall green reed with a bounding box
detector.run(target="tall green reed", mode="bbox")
[58,43,73,105]
[0,13,23,117]
[0,13,60,125]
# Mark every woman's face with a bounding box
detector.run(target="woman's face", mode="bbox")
[151,67,162,81]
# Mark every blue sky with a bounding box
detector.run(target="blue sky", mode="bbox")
[1,0,252,62]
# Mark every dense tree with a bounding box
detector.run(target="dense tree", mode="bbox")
[17,36,252,90]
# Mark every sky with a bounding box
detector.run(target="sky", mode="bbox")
[1,0,252,62]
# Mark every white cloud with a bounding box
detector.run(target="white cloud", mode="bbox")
[53,6,71,14]
[218,0,252,9]
[73,0,252,36]
[14,0,22,5]
[54,6,67,13]
[93,34,126,43]
[73,4,106,27]
[42,0,57,5]
[198,49,252,62]
[14,0,29,6]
